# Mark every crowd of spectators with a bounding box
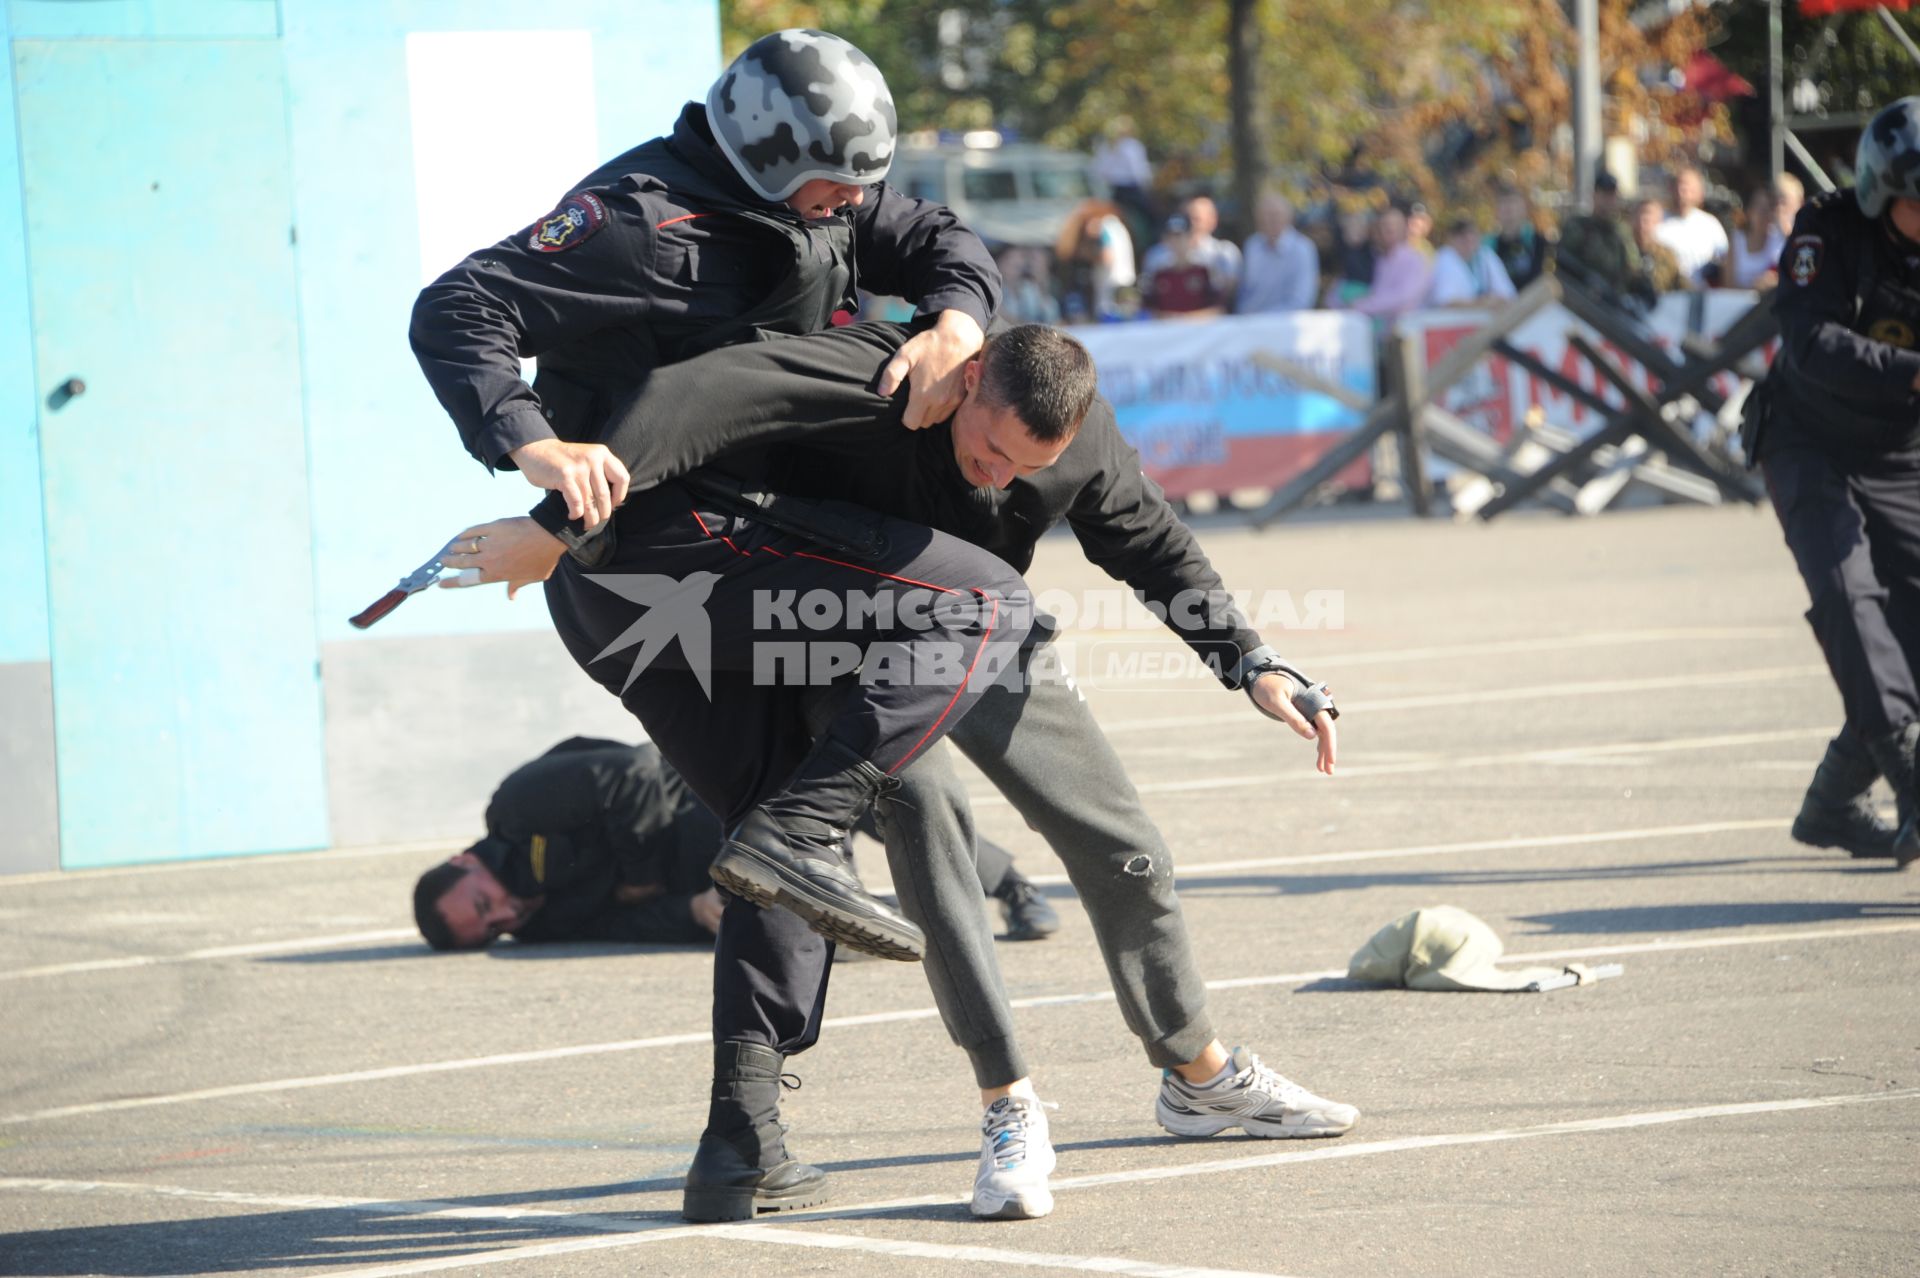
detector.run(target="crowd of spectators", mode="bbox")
[996,155,1809,330]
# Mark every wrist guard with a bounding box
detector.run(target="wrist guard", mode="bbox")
[1232,645,1338,723]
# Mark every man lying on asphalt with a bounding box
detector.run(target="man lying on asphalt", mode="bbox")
[413,736,1060,949]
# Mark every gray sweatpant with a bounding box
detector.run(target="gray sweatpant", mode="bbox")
[873,632,1216,1087]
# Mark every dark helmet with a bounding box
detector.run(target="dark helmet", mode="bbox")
[706,29,897,203]
[1855,96,1920,218]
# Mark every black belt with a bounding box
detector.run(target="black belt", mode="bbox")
[682,472,891,561]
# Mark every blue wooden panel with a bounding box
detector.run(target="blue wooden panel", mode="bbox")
[0,15,51,666]
[17,39,329,866]
[281,1,718,644]
[7,0,277,39]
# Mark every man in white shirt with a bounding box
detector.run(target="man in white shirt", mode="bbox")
[1654,166,1730,286]
[1427,215,1516,307]
[1236,192,1320,313]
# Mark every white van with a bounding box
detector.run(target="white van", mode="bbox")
[889,135,1108,249]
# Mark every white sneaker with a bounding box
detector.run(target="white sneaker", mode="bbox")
[971,1095,1056,1219]
[1155,1047,1358,1139]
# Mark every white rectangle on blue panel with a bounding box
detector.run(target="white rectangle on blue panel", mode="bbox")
[405,30,599,284]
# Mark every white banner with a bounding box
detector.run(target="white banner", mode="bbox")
[1068,311,1378,497]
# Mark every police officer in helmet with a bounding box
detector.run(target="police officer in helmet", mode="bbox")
[410,29,1006,1224]
[1753,97,1920,868]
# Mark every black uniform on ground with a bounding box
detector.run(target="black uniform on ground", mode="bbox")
[475,737,725,945]
[433,738,1047,947]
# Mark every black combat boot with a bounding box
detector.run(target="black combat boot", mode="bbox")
[1792,731,1898,859]
[994,871,1061,941]
[710,737,926,960]
[682,1041,828,1222]
[1866,723,1920,868]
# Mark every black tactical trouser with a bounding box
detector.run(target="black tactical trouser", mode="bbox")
[545,487,1030,1054]
[1764,443,1920,741]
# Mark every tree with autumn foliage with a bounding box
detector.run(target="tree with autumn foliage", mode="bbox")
[718,1,1730,229]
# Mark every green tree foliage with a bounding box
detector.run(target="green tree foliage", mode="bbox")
[719,1,1723,223]
[1712,0,1920,118]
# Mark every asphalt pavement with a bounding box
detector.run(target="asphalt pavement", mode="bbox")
[3,503,1916,1278]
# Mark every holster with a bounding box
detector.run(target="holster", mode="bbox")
[682,472,891,562]
[1738,376,1773,469]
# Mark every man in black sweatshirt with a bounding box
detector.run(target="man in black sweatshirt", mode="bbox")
[450,320,1357,1223]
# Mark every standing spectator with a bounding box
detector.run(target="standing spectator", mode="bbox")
[998,246,1063,325]
[1406,202,1436,261]
[1093,117,1154,226]
[1055,199,1136,321]
[1772,172,1805,236]
[1557,173,1644,304]
[1339,205,1431,323]
[1488,185,1550,289]
[1141,214,1230,317]
[1177,194,1242,304]
[1630,198,1687,295]
[1728,185,1786,290]
[1427,216,1516,306]
[1655,166,1730,286]
[1323,203,1376,307]
[1236,192,1319,313]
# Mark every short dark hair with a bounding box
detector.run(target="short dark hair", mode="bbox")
[975,325,1098,444]
[413,860,472,951]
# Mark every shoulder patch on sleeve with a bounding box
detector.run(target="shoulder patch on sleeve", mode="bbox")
[1786,234,1823,287]
[528,191,608,253]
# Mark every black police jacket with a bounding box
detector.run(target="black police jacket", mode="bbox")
[532,321,1266,685]
[478,737,722,945]
[411,103,1001,471]
[1768,189,1920,455]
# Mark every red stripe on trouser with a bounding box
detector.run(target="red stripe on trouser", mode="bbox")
[690,507,1006,773]
[885,591,1000,774]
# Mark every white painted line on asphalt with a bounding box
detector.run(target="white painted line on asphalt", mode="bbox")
[0,839,467,889]
[308,1231,709,1277]
[1199,921,1920,992]
[0,929,419,984]
[1048,1086,1920,1193]
[1027,818,1794,886]
[9,1084,1910,1277]
[0,1175,1289,1278]
[0,1028,711,1126]
[1121,727,1832,797]
[1099,665,1824,734]
[694,1226,1300,1278]
[0,628,1800,894]
[1081,626,1797,680]
[10,919,1919,1128]
[1284,626,1798,669]
[0,810,1800,986]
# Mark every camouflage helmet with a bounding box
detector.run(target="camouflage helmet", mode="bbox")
[1856,96,1920,218]
[707,30,897,203]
